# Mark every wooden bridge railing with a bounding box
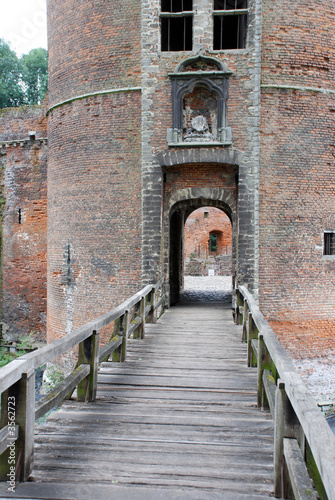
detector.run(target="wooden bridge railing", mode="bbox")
[236,285,335,500]
[0,278,165,484]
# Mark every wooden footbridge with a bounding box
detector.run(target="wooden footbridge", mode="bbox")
[0,281,335,499]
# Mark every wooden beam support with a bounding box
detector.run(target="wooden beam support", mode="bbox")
[241,298,248,342]
[283,438,318,500]
[146,289,155,323]
[112,311,129,362]
[139,297,145,339]
[247,313,258,367]
[257,334,264,408]
[262,369,276,418]
[274,379,286,498]
[133,297,145,339]
[77,330,100,402]
[16,368,35,481]
[35,365,90,420]
[98,337,122,363]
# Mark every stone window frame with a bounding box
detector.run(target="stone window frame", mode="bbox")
[160,0,194,52]
[213,0,249,51]
[167,55,233,147]
[323,231,335,257]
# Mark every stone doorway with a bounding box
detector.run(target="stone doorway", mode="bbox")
[167,194,236,306]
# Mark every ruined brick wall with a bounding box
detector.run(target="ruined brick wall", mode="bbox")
[0,106,47,341]
[184,207,232,258]
[47,0,142,344]
[259,0,335,328]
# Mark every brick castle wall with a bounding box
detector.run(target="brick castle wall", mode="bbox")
[259,0,335,364]
[184,207,232,259]
[259,0,335,322]
[0,106,47,341]
[47,0,142,344]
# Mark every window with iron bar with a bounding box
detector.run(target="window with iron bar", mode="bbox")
[161,0,193,52]
[324,231,335,256]
[213,0,248,50]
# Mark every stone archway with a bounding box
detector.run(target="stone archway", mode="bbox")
[164,187,237,306]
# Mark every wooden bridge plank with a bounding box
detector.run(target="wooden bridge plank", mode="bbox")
[7,300,274,499]
[0,480,273,500]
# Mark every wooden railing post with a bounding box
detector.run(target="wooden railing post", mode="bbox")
[0,368,35,482]
[147,289,155,323]
[133,297,145,339]
[139,296,145,338]
[112,310,129,362]
[247,312,258,367]
[241,298,248,342]
[77,330,100,402]
[235,290,244,325]
[274,380,285,498]
[257,334,265,407]
[16,368,35,481]
[274,379,302,498]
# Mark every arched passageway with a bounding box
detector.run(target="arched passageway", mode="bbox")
[168,197,236,306]
[184,206,232,275]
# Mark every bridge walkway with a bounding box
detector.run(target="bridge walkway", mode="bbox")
[9,297,274,499]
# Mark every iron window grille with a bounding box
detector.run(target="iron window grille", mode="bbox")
[161,0,193,52]
[213,0,248,50]
[324,232,335,256]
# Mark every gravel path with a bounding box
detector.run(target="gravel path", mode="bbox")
[181,276,233,303]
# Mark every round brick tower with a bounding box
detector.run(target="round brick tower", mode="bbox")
[259,0,335,323]
[47,0,142,343]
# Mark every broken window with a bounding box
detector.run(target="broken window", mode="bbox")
[324,232,335,256]
[161,0,193,52]
[213,0,248,50]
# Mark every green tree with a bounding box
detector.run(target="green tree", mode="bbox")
[21,48,48,105]
[0,39,24,107]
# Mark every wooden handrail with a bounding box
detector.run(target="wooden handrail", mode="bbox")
[0,279,165,482]
[237,285,335,500]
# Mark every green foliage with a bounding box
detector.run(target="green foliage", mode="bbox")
[21,48,48,105]
[16,331,35,350]
[0,347,26,368]
[0,40,24,107]
[0,39,48,108]
[0,332,35,367]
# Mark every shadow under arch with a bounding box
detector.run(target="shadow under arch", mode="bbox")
[167,192,237,306]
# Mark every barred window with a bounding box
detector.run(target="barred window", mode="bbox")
[213,0,248,50]
[324,232,335,256]
[161,0,193,52]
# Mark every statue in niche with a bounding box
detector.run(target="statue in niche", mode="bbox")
[184,115,215,142]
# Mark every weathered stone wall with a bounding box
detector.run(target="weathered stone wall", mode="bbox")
[47,0,142,344]
[0,106,47,341]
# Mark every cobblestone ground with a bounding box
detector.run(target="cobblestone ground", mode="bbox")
[181,276,233,303]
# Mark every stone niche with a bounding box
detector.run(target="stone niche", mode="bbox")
[167,55,233,146]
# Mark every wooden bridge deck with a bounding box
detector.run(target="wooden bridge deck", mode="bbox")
[7,299,274,499]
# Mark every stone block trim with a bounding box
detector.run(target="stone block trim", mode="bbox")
[156,148,242,168]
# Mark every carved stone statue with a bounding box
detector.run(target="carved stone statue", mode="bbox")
[184,115,215,142]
